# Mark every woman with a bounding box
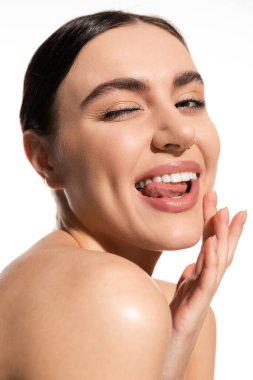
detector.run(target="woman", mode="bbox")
[0,10,246,379]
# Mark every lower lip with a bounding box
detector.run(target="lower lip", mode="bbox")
[137,179,200,213]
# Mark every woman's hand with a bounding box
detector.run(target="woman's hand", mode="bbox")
[164,191,247,379]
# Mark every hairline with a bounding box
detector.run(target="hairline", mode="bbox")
[50,18,188,141]
[20,11,189,137]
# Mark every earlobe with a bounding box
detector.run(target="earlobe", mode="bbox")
[23,130,62,189]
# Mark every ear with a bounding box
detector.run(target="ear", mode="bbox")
[23,130,63,189]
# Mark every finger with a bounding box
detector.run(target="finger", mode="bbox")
[227,210,247,266]
[203,191,217,241]
[195,251,204,276]
[176,263,196,290]
[190,236,218,308]
[213,207,230,282]
[196,192,217,275]
[198,236,218,295]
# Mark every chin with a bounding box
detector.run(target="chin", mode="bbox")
[172,218,203,250]
[149,214,204,251]
[165,231,202,251]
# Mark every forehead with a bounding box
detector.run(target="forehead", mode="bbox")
[62,22,196,97]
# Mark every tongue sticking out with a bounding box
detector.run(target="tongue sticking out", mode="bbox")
[141,181,188,198]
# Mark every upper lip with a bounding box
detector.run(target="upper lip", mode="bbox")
[135,160,201,183]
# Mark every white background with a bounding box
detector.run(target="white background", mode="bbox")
[1,0,252,378]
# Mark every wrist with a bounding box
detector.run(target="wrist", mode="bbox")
[161,330,198,380]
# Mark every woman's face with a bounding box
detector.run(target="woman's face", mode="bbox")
[54,22,220,252]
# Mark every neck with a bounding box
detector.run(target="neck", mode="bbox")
[54,189,162,275]
[64,226,162,276]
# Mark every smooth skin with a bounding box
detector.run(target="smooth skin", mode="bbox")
[0,22,246,379]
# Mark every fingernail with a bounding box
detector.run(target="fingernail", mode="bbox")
[241,210,247,225]
[212,235,218,250]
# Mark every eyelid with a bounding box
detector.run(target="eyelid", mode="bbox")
[103,100,141,110]
[175,97,206,109]
[99,105,142,121]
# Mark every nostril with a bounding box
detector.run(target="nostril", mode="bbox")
[164,143,181,150]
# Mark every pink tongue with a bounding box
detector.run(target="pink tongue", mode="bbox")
[141,182,187,198]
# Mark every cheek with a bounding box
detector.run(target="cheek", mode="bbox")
[198,120,220,186]
[105,136,143,173]
[82,122,148,174]
[57,123,146,189]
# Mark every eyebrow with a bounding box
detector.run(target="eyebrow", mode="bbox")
[80,71,204,108]
[173,71,204,88]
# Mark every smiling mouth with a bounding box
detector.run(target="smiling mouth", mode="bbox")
[134,161,201,212]
[135,171,198,199]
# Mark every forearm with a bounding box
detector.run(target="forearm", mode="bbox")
[161,306,216,380]
[161,332,198,380]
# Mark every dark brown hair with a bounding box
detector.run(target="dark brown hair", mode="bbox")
[20,10,187,136]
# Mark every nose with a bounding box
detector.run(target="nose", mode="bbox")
[151,107,196,155]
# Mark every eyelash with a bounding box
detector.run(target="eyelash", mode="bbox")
[99,106,140,121]
[99,98,206,121]
[175,98,206,109]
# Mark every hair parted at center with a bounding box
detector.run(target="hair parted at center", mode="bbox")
[20,10,187,137]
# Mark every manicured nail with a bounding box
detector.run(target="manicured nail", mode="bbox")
[241,210,247,225]
[212,235,218,250]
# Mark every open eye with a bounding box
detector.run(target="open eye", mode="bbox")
[175,98,206,110]
[99,106,141,121]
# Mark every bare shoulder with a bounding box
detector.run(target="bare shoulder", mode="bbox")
[0,233,172,379]
[153,278,177,303]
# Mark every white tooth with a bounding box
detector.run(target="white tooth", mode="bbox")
[145,179,152,185]
[170,173,182,183]
[190,172,197,180]
[153,176,162,182]
[161,174,171,183]
[139,181,145,188]
[181,172,191,181]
